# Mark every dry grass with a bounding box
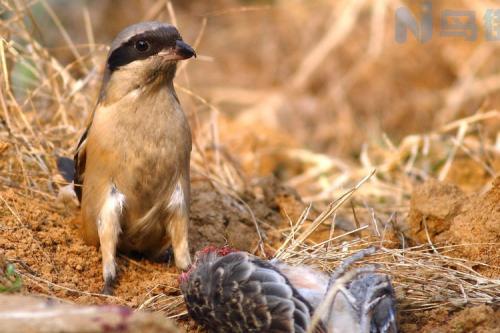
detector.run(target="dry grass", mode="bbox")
[282,241,500,312]
[1,0,499,331]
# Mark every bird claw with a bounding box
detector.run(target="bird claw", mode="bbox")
[101,284,114,295]
[101,276,116,295]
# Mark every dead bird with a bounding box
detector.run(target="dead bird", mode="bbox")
[57,21,195,294]
[180,246,397,333]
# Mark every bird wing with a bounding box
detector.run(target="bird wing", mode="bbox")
[73,120,91,203]
[181,252,326,333]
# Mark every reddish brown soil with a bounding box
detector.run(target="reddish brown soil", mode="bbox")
[1,162,498,332]
[0,140,497,333]
[401,305,500,333]
[189,176,299,254]
[1,187,175,306]
[406,179,468,244]
[402,175,500,333]
[0,175,298,332]
[407,176,500,278]
[0,177,295,297]
[438,177,500,277]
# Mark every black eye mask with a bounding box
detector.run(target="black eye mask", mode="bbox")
[107,26,181,72]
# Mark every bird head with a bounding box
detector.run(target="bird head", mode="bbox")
[100,22,196,102]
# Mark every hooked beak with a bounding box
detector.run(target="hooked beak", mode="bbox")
[158,40,196,61]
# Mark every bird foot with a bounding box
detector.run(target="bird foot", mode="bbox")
[101,276,116,295]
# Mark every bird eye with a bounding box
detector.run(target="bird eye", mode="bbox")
[135,40,150,52]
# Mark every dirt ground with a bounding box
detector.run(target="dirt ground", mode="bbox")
[1,163,499,332]
[401,175,500,333]
[402,305,500,333]
[0,174,306,331]
[407,176,500,278]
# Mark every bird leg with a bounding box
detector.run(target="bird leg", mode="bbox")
[169,210,191,270]
[165,182,191,270]
[97,186,124,295]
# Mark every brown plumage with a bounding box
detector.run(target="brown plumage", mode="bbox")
[61,22,196,294]
[180,247,397,333]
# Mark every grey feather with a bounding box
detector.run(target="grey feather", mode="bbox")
[181,251,326,333]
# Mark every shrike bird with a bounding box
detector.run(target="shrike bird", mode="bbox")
[58,21,195,294]
[180,247,397,333]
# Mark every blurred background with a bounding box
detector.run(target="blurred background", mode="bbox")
[2,0,499,192]
[0,0,499,226]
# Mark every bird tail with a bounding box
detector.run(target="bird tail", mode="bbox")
[56,156,75,182]
[55,156,79,206]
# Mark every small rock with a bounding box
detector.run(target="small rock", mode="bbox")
[406,179,467,244]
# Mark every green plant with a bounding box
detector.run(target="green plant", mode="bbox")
[0,262,22,293]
